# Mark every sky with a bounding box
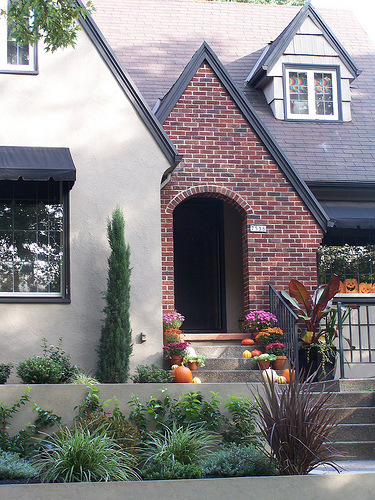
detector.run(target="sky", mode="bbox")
[312,0,375,46]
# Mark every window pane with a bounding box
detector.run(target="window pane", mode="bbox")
[0,180,63,294]
[289,71,309,114]
[314,72,333,116]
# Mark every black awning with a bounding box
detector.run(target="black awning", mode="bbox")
[321,201,375,229]
[0,146,76,184]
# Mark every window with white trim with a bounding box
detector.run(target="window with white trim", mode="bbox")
[0,0,36,72]
[0,180,68,299]
[285,67,340,121]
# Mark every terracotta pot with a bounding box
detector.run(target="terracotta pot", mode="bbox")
[169,356,183,367]
[272,356,287,371]
[188,361,198,371]
[258,360,270,370]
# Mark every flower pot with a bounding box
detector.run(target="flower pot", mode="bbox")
[298,345,337,382]
[272,356,287,371]
[188,361,198,371]
[258,360,270,370]
[169,356,183,367]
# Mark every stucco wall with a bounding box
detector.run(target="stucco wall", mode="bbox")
[0,28,170,374]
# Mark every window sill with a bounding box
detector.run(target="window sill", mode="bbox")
[0,69,38,75]
[0,296,70,304]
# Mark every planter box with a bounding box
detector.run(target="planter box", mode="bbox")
[1,473,375,500]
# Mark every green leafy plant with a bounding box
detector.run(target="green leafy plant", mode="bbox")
[202,442,277,477]
[2,0,95,53]
[16,357,64,384]
[0,363,12,384]
[183,354,206,367]
[130,364,173,384]
[0,450,38,480]
[254,371,341,475]
[251,353,277,362]
[41,337,79,383]
[69,372,99,386]
[33,425,140,483]
[222,395,259,444]
[0,389,31,452]
[96,207,133,383]
[142,456,204,480]
[142,422,217,466]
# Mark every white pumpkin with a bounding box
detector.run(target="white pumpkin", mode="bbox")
[184,346,196,357]
[262,368,278,383]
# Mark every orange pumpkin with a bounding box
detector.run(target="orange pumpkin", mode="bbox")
[241,338,255,345]
[251,349,262,358]
[282,368,295,384]
[172,365,192,383]
[359,282,372,294]
[345,278,358,293]
[339,281,346,293]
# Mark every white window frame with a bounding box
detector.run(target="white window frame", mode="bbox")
[284,65,341,121]
[0,0,37,73]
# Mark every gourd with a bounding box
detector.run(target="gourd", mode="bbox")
[191,377,201,383]
[241,338,255,345]
[171,364,179,370]
[282,368,295,383]
[276,375,287,384]
[262,368,278,383]
[251,349,262,358]
[242,350,252,358]
[172,365,192,383]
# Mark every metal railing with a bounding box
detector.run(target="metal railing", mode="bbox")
[269,285,299,372]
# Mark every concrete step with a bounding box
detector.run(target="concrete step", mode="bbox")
[203,358,259,370]
[327,391,375,407]
[333,441,375,460]
[328,406,375,424]
[339,379,375,392]
[188,369,263,383]
[189,345,265,359]
[331,423,375,441]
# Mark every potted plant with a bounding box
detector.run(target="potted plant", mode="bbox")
[281,274,340,381]
[163,310,185,345]
[253,327,284,346]
[266,342,288,370]
[162,342,188,367]
[245,310,278,338]
[183,353,205,371]
[251,353,277,370]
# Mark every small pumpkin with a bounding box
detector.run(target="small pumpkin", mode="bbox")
[241,338,255,345]
[282,368,295,384]
[191,377,201,383]
[171,364,179,370]
[172,365,192,383]
[262,368,278,383]
[251,349,262,358]
[359,282,372,294]
[276,375,287,384]
[242,350,252,358]
[345,278,358,293]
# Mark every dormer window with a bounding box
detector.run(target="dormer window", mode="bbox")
[284,66,340,121]
[0,0,37,73]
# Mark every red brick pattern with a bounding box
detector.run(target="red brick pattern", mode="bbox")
[161,63,323,316]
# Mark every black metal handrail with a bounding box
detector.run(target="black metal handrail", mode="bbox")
[269,285,299,372]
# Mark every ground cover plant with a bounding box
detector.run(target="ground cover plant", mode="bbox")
[130,364,173,384]
[0,450,38,480]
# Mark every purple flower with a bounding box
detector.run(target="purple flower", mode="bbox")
[245,310,278,332]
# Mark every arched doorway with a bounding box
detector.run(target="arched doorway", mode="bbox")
[173,197,243,332]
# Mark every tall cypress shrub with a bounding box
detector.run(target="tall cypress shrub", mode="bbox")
[96,207,132,383]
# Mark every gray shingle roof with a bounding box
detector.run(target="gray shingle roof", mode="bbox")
[92,0,375,184]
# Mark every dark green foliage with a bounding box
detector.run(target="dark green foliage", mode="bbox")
[142,456,204,480]
[130,364,173,384]
[0,363,12,384]
[96,207,132,383]
[222,394,259,444]
[202,442,278,477]
[3,0,95,53]
[16,357,64,384]
[0,389,31,452]
[41,337,79,383]
[0,451,38,480]
[128,390,225,434]
[254,372,341,475]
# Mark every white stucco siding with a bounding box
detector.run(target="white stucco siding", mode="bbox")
[0,28,170,376]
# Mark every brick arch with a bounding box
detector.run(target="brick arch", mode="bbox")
[165,185,253,216]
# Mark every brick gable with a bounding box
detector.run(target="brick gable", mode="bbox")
[161,63,323,321]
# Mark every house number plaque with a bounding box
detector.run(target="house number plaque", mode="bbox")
[250,225,267,233]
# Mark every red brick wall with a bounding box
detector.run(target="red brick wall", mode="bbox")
[161,63,323,317]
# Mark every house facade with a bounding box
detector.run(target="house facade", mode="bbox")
[0,1,374,375]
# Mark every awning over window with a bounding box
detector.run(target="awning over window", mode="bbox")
[321,201,375,229]
[0,146,76,184]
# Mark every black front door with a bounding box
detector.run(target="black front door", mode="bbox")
[173,198,226,332]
